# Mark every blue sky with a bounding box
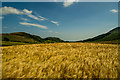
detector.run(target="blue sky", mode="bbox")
[1,2,118,41]
[1,0,120,2]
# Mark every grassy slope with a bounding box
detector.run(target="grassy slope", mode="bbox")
[97,27,119,41]
[2,32,64,46]
[82,27,120,44]
[2,32,42,43]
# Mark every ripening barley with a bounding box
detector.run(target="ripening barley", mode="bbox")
[2,43,119,78]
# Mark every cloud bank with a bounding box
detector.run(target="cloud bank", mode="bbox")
[0,6,23,15]
[63,0,79,7]
[50,21,59,26]
[1,6,59,26]
[23,9,32,14]
[110,9,118,13]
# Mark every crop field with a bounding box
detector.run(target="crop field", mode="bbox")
[2,43,119,78]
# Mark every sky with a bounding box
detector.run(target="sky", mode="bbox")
[1,0,120,2]
[1,2,118,41]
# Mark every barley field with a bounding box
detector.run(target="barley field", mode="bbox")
[2,43,119,78]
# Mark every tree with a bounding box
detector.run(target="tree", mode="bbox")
[3,37,9,41]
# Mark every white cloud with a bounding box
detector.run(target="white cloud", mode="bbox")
[21,18,29,21]
[1,6,60,27]
[63,0,79,7]
[19,22,48,29]
[110,9,118,13]
[63,2,74,7]
[23,9,32,14]
[23,10,48,21]
[0,16,3,19]
[22,9,40,20]
[0,6,42,21]
[0,6,23,15]
[27,14,40,20]
[50,20,59,26]
[38,16,47,21]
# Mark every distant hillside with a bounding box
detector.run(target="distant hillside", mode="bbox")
[1,32,64,46]
[2,32,43,43]
[44,37,64,43]
[80,27,120,43]
[1,27,120,46]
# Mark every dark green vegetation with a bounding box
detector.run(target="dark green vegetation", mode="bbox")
[1,32,64,46]
[79,27,120,44]
[44,37,64,43]
[1,27,120,46]
[2,41,29,46]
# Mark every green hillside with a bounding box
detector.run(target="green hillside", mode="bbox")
[44,37,64,43]
[81,27,120,44]
[1,27,120,46]
[2,32,43,43]
[1,32,64,46]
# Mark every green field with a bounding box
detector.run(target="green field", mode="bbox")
[2,41,29,46]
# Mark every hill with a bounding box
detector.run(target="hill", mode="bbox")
[80,27,120,44]
[1,32,64,46]
[2,32,43,43]
[1,27,120,46]
[44,37,64,43]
